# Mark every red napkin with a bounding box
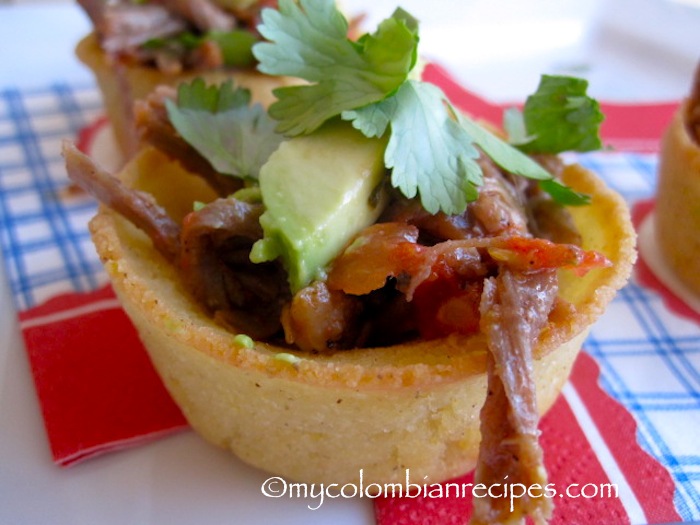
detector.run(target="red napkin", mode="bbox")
[18,285,188,466]
[373,352,681,525]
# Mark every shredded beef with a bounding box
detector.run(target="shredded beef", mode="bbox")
[381,196,488,242]
[225,0,278,29]
[471,155,529,236]
[63,141,181,262]
[281,281,363,352]
[78,0,187,54]
[472,268,558,525]
[180,198,288,339]
[154,0,236,32]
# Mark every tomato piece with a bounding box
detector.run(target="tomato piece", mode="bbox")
[412,265,483,339]
[327,223,426,295]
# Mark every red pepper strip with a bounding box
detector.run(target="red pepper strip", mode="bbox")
[486,236,612,276]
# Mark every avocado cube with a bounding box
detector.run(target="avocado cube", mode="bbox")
[251,121,387,292]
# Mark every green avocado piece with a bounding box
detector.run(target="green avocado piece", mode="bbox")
[250,121,388,292]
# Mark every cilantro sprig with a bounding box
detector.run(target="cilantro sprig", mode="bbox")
[253,0,419,135]
[506,75,604,154]
[166,79,284,180]
[253,0,602,214]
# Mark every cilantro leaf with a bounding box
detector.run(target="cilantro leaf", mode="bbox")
[347,81,481,215]
[175,77,250,112]
[539,179,591,206]
[253,0,418,135]
[342,97,397,138]
[516,75,604,154]
[166,79,284,180]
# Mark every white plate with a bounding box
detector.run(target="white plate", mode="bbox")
[638,210,700,315]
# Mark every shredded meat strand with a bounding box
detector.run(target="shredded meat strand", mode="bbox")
[63,141,181,262]
[180,198,287,339]
[154,0,236,32]
[381,197,486,241]
[281,281,363,352]
[472,155,529,236]
[78,0,187,54]
[472,268,558,525]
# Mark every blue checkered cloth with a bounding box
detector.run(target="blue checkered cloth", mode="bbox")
[0,83,106,309]
[0,84,698,522]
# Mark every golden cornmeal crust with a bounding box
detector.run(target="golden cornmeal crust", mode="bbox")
[76,33,295,158]
[655,101,700,297]
[89,147,636,486]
